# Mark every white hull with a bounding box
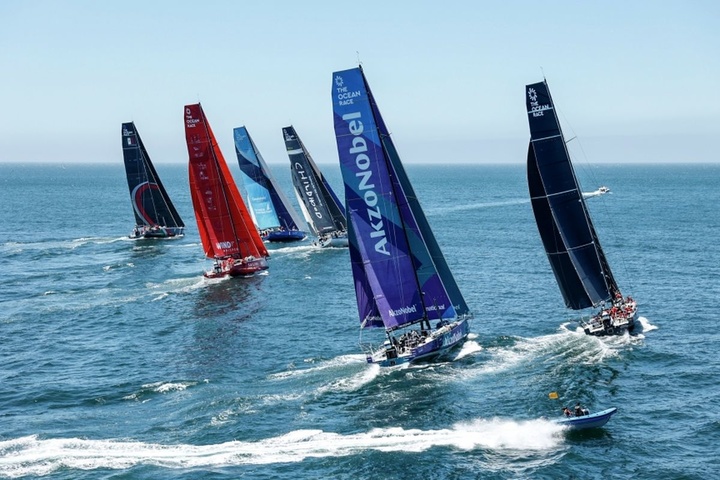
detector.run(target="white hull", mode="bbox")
[315,231,348,248]
[582,299,637,336]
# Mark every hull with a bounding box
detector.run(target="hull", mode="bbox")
[556,407,617,430]
[204,257,269,279]
[264,229,306,242]
[367,317,470,367]
[582,299,637,336]
[130,226,184,239]
[315,231,349,248]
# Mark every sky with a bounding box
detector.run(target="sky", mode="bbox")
[1,0,718,165]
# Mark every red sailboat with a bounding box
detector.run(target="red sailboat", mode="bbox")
[184,103,269,278]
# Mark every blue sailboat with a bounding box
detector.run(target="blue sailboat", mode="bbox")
[233,126,307,242]
[283,125,348,248]
[121,122,185,239]
[525,79,637,335]
[331,66,472,366]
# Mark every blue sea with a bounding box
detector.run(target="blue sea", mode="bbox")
[1,162,718,479]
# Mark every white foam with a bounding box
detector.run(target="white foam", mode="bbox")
[141,381,198,393]
[453,340,483,360]
[316,362,381,393]
[637,316,657,332]
[268,354,367,380]
[0,420,564,476]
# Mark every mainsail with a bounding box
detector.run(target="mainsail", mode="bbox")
[121,122,184,234]
[283,125,347,236]
[525,80,620,309]
[332,66,469,331]
[184,104,268,261]
[233,126,305,232]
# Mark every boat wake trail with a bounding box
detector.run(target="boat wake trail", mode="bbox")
[269,354,380,394]
[0,420,564,476]
[426,198,529,215]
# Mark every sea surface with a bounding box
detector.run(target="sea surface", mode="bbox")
[0,162,718,479]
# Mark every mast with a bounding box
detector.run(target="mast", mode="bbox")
[526,80,616,308]
[184,104,268,260]
[283,126,341,235]
[121,122,184,230]
[332,66,457,331]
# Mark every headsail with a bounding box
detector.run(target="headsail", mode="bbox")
[525,80,619,309]
[184,104,268,260]
[234,126,305,232]
[332,66,465,330]
[283,125,346,236]
[121,122,184,231]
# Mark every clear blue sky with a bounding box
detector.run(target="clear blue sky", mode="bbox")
[1,0,717,164]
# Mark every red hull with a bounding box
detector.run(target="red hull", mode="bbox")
[204,257,269,279]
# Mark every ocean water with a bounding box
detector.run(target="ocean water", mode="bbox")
[0,162,718,479]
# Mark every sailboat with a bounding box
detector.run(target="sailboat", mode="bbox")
[233,126,307,242]
[282,125,349,248]
[331,66,472,366]
[525,79,637,336]
[121,122,185,239]
[183,104,269,278]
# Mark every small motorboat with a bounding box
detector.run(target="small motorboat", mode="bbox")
[555,407,617,430]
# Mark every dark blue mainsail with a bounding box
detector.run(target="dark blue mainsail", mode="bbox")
[526,80,619,309]
[233,126,305,232]
[121,122,184,233]
[283,125,347,236]
[332,66,466,330]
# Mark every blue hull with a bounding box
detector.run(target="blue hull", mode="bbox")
[555,407,617,430]
[264,230,306,242]
[369,317,470,367]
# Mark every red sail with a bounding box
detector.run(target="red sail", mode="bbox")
[184,103,269,260]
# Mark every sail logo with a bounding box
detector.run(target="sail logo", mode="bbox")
[185,108,200,128]
[528,87,551,117]
[342,111,390,256]
[441,328,464,348]
[335,76,361,106]
[293,162,324,219]
[388,304,417,317]
[216,241,234,250]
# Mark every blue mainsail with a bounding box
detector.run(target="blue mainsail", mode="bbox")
[332,66,462,330]
[526,80,619,309]
[233,126,305,232]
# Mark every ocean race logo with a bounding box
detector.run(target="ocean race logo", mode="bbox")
[335,74,361,106]
[336,74,390,257]
[528,87,551,117]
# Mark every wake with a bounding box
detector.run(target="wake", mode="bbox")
[0,419,565,477]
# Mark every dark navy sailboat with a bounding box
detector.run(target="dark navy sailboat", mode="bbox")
[283,125,348,248]
[525,79,637,336]
[332,66,471,366]
[233,126,307,242]
[121,122,185,239]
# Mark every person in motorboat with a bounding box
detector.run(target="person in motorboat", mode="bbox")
[574,403,589,416]
[563,406,572,417]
